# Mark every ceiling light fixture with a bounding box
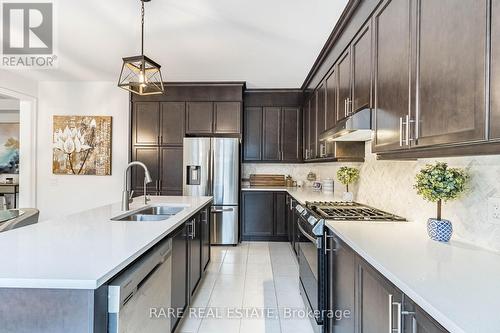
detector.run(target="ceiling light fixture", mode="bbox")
[118,0,164,95]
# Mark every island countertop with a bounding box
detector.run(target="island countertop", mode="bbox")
[0,195,212,290]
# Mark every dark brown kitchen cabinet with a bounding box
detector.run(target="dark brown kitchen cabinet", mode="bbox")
[160,102,185,145]
[243,107,263,161]
[303,99,310,159]
[171,224,188,331]
[263,107,282,160]
[326,69,338,129]
[132,102,160,146]
[281,107,301,161]
[337,49,352,121]
[159,147,183,195]
[403,297,448,333]
[352,22,372,113]
[214,102,241,134]
[372,0,411,153]
[359,258,404,333]
[188,215,202,297]
[131,146,159,193]
[316,83,326,157]
[241,191,288,241]
[309,94,317,159]
[186,102,213,134]
[492,0,500,140]
[200,206,211,271]
[413,0,487,147]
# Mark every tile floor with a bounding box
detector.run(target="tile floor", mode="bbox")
[177,242,315,333]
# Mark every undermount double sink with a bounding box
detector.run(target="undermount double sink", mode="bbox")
[112,205,187,222]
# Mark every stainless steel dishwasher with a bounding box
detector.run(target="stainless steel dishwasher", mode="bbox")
[108,238,172,333]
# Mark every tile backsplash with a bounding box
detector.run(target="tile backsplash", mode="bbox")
[243,142,500,252]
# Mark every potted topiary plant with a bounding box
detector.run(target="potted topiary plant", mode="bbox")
[414,162,468,242]
[337,166,360,202]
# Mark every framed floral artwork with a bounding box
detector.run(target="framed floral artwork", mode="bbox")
[0,123,19,174]
[52,116,112,175]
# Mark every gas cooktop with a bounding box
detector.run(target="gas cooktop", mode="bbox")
[305,201,406,222]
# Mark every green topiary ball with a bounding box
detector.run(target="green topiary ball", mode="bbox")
[414,162,468,203]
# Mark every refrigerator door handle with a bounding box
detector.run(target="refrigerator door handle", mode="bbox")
[212,207,234,213]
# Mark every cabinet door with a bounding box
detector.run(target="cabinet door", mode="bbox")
[214,102,241,134]
[303,99,310,159]
[189,216,202,296]
[338,49,352,121]
[274,192,287,237]
[160,102,185,145]
[359,259,404,333]
[186,102,213,134]
[281,107,301,162]
[309,95,317,158]
[415,0,486,147]
[243,107,263,161]
[159,147,183,196]
[132,102,159,146]
[372,0,411,153]
[241,191,274,238]
[403,297,449,333]
[263,107,282,161]
[171,224,188,331]
[326,69,338,129]
[327,231,356,333]
[352,23,372,113]
[316,83,327,157]
[200,206,211,271]
[491,0,500,139]
[131,147,159,194]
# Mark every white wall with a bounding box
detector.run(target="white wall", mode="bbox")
[244,142,500,252]
[37,81,129,221]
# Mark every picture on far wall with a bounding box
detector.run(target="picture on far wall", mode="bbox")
[0,123,19,174]
[52,115,112,175]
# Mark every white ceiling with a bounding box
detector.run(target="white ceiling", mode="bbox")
[3,0,348,88]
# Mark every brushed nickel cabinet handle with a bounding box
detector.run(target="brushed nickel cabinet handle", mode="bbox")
[399,117,404,147]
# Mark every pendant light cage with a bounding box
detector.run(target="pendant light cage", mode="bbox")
[118,0,164,95]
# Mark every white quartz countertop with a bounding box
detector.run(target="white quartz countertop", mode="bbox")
[241,186,338,204]
[325,221,500,333]
[0,196,212,290]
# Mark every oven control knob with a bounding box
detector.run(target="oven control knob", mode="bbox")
[307,216,317,225]
[295,205,304,213]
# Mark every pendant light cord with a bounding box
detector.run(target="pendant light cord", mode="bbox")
[141,0,145,55]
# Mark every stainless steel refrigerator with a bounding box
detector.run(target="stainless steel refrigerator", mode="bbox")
[183,138,239,245]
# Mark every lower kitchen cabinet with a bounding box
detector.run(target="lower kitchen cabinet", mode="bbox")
[200,205,210,271]
[241,191,287,241]
[171,223,188,331]
[188,215,202,297]
[403,297,448,333]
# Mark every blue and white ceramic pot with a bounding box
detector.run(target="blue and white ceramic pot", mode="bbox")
[427,218,453,242]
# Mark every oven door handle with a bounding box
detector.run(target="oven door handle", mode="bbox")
[297,221,317,243]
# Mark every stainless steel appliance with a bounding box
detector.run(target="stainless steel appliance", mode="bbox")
[295,201,405,333]
[183,137,239,245]
[108,238,172,333]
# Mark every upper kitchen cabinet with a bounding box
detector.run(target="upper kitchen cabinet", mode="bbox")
[325,69,338,129]
[159,146,183,195]
[263,107,282,161]
[281,107,302,161]
[186,102,214,134]
[351,22,372,113]
[372,0,411,153]
[316,83,327,157]
[303,98,310,160]
[337,49,352,121]
[414,0,487,147]
[160,102,185,145]
[132,102,160,146]
[214,102,241,134]
[309,93,317,158]
[243,107,263,161]
[489,0,500,140]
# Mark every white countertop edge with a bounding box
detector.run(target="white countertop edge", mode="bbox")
[325,222,464,333]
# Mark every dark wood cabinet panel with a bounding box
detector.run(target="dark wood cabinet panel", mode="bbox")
[186,102,214,134]
[338,49,352,121]
[274,192,287,237]
[160,102,185,145]
[403,297,449,333]
[372,0,411,153]
[159,147,183,195]
[189,216,202,296]
[415,0,487,147]
[352,23,372,113]
[303,99,310,159]
[200,207,210,271]
[131,147,159,193]
[316,83,326,157]
[242,191,274,238]
[263,107,282,161]
[171,224,188,331]
[326,69,338,129]
[281,107,301,162]
[214,102,241,134]
[132,102,159,146]
[243,107,263,161]
[309,95,317,158]
[492,0,500,140]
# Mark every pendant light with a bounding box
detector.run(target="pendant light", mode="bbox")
[118,0,164,95]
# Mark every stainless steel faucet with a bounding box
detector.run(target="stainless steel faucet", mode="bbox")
[122,161,153,211]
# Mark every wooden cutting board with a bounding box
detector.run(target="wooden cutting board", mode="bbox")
[249,174,286,187]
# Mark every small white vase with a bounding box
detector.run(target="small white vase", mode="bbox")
[342,192,354,202]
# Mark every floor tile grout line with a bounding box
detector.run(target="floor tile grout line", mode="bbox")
[269,244,284,333]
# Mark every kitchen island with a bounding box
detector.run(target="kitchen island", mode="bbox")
[0,195,212,333]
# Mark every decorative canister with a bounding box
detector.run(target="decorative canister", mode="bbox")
[427,219,453,242]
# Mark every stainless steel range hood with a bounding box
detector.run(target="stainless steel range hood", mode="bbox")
[319,107,373,142]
